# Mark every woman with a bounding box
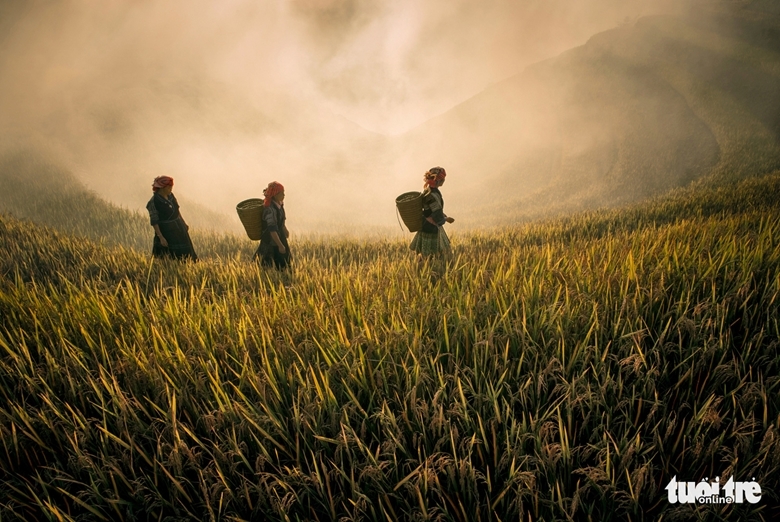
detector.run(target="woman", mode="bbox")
[410,166,455,258]
[254,181,291,270]
[146,176,197,260]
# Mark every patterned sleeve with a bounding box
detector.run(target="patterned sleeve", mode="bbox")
[424,191,446,226]
[146,197,159,226]
[262,205,278,233]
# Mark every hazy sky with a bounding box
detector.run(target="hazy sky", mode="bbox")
[1,0,673,133]
[282,0,667,133]
[0,0,683,232]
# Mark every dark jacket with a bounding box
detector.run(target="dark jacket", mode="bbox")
[258,202,288,255]
[146,192,181,225]
[146,192,197,260]
[421,187,447,234]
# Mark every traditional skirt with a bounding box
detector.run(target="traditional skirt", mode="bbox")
[254,245,291,270]
[153,218,197,260]
[410,227,451,256]
[253,239,291,270]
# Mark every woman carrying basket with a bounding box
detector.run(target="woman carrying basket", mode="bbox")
[410,167,454,258]
[146,176,197,261]
[254,181,291,270]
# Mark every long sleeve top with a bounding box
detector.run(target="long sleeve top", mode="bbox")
[262,203,285,234]
[146,193,181,226]
[259,202,288,254]
[421,187,446,233]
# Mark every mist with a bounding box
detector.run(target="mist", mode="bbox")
[3,0,765,236]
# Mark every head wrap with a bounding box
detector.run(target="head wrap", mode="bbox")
[423,167,447,189]
[263,181,285,206]
[152,176,174,192]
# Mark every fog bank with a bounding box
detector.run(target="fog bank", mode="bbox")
[4,0,757,235]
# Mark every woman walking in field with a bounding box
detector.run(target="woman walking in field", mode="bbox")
[146,176,197,260]
[410,166,455,259]
[254,181,291,270]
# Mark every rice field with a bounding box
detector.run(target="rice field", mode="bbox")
[1,174,779,520]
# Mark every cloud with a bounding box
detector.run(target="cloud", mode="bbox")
[0,0,688,233]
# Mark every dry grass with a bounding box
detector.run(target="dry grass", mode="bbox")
[0,174,779,520]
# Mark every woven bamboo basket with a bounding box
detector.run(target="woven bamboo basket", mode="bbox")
[236,198,264,240]
[396,191,423,232]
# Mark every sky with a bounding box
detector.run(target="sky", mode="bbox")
[0,0,684,232]
[1,0,671,132]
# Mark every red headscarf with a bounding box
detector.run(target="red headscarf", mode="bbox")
[152,176,174,192]
[263,181,285,206]
[423,167,446,189]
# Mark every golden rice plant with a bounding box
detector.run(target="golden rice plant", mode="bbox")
[0,174,778,520]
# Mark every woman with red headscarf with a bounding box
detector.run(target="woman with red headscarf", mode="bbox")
[410,167,455,258]
[145,176,197,260]
[254,181,290,269]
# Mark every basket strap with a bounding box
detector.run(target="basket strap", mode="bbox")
[395,206,405,231]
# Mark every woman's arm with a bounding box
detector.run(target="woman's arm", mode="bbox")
[152,224,168,247]
[263,206,286,253]
[424,192,447,226]
[147,198,168,246]
[270,231,286,254]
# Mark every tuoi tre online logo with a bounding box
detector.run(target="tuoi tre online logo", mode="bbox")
[665,476,762,504]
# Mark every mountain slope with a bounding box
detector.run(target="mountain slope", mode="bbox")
[389,2,780,226]
[0,150,242,253]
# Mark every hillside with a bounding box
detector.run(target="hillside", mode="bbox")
[1,173,779,520]
[390,1,780,226]
[2,3,779,235]
[0,150,246,255]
